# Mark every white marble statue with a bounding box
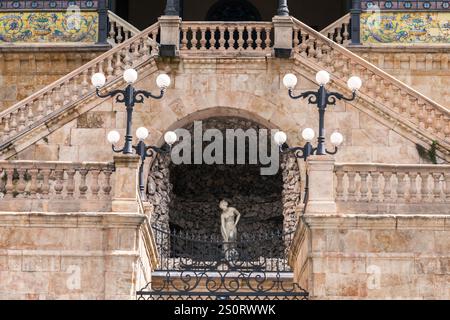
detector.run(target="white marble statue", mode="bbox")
[219,200,241,260]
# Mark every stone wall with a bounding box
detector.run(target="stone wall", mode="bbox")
[0,49,105,112]
[0,212,153,300]
[291,214,450,299]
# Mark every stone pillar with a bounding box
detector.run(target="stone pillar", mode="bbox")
[350,0,362,45]
[305,155,336,214]
[112,154,140,213]
[273,15,293,58]
[97,0,108,44]
[159,15,182,57]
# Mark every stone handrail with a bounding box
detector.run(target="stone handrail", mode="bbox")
[292,18,450,158]
[180,21,273,53]
[320,13,351,45]
[107,10,141,46]
[0,22,160,152]
[0,160,115,212]
[335,163,450,203]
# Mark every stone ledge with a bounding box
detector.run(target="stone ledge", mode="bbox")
[349,44,450,53]
[303,214,450,230]
[0,212,146,228]
[0,44,111,53]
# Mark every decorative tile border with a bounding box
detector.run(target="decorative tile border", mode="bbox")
[0,11,98,42]
[0,1,99,11]
[361,0,450,11]
[361,12,450,43]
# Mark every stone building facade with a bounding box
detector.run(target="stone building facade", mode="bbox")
[0,0,449,300]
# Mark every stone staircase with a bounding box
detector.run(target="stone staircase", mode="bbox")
[292,18,450,161]
[0,17,160,159]
[0,15,448,162]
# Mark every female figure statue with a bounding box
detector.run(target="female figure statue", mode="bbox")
[219,200,241,260]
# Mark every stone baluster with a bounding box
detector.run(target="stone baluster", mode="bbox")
[4,169,14,198]
[347,171,357,201]
[54,169,64,199]
[336,26,343,44]
[53,86,62,112]
[383,171,393,202]
[16,168,27,198]
[9,111,17,136]
[445,172,450,201]
[300,33,308,58]
[335,170,345,201]
[359,171,369,201]
[79,169,89,199]
[191,27,200,50]
[218,26,226,50]
[409,171,419,202]
[425,105,434,132]
[419,171,430,202]
[255,27,262,50]
[293,29,300,52]
[106,56,114,80]
[115,50,123,76]
[371,171,381,202]
[91,170,101,199]
[409,97,418,119]
[343,23,350,44]
[237,27,245,50]
[116,26,124,44]
[200,27,207,51]
[41,169,51,199]
[181,26,189,50]
[17,106,27,131]
[417,102,426,128]
[396,171,407,202]
[109,21,117,44]
[29,168,39,197]
[66,169,76,199]
[102,168,113,196]
[2,115,10,140]
[432,172,443,201]
[81,70,89,94]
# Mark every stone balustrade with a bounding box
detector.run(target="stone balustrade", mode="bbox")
[320,13,351,45]
[180,22,273,53]
[0,21,160,152]
[306,157,450,215]
[0,160,115,212]
[107,10,141,46]
[335,163,450,203]
[292,18,450,160]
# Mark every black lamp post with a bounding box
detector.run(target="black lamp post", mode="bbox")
[91,69,171,155]
[277,0,290,16]
[275,70,362,161]
[107,127,178,199]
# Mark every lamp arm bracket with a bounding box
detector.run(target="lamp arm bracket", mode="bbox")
[112,144,124,153]
[289,90,318,103]
[326,146,339,155]
[327,91,356,105]
[96,88,126,101]
[134,89,165,103]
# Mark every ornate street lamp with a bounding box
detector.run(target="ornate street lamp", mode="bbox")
[275,70,362,160]
[91,68,171,155]
[107,127,178,198]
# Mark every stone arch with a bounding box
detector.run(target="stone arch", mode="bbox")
[146,108,303,237]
